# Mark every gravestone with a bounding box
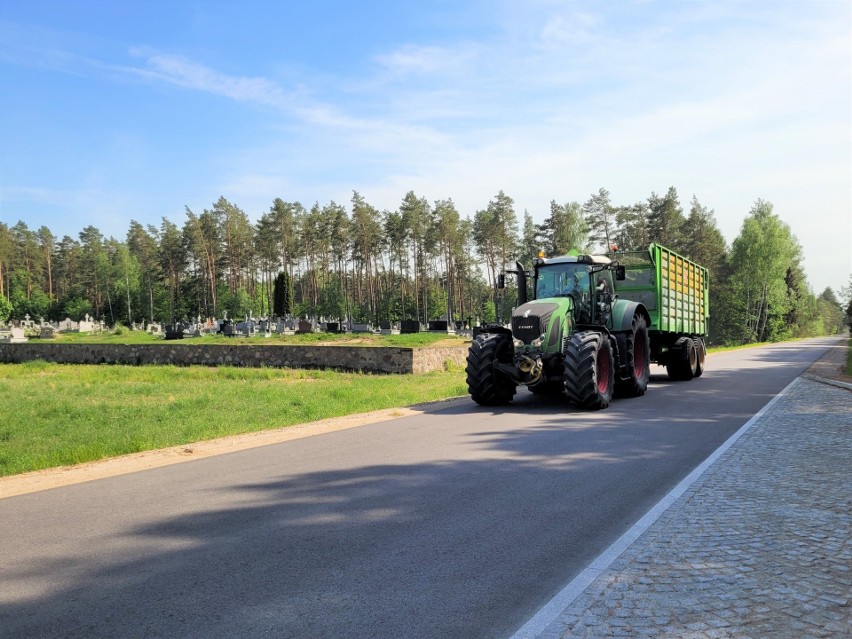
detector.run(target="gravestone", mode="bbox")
[78,314,95,333]
[164,323,185,340]
[8,327,27,343]
[58,318,78,332]
[297,319,313,334]
[400,320,421,334]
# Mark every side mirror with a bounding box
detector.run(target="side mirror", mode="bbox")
[615,265,626,281]
[497,274,505,289]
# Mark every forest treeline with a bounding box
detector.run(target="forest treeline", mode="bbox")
[0,186,848,345]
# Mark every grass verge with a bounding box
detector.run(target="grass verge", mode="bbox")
[0,362,467,477]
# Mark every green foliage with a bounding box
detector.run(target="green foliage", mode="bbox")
[646,187,686,249]
[0,189,838,346]
[273,271,291,316]
[0,295,12,323]
[63,296,93,322]
[727,200,802,342]
[540,201,588,255]
[584,187,616,252]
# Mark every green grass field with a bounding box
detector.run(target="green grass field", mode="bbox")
[0,361,468,477]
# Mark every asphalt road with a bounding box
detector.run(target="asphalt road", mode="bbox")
[0,339,833,639]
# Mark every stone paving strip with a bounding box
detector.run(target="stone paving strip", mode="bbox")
[533,377,851,639]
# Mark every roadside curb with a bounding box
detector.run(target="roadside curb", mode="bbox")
[801,373,852,391]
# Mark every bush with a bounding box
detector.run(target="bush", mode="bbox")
[0,295,11,324]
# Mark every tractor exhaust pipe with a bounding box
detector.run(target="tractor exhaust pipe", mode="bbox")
[515,261,528,305]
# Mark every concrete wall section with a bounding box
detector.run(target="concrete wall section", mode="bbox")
[411,346,469,374]
[0,343,470,375]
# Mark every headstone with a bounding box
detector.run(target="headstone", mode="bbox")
[165,323,185,340]
[8,327,28,343]
[57,318,78,332]
[352,323,372,333]
[400,320,421,334]
[297,319,313,334]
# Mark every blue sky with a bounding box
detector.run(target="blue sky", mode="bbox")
[1,0,850,294]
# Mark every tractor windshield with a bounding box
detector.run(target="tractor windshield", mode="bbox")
[535,263,592,300]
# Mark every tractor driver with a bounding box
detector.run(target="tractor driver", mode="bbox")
[564,270,592,320]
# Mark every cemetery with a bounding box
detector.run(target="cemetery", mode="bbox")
[0,313,473,374]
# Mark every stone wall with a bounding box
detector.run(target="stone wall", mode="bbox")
[0,343,470,375]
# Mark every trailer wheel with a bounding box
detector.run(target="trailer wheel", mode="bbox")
[694,338,706,377]
[666,337,697,381]
[616,313,650,398]
[563,331,615,410]
[466,333,517,405]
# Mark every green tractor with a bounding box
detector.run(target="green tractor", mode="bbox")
[466,244,708,410]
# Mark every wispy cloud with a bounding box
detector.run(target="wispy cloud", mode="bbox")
[374,43,480,76]
[129,53,292,108]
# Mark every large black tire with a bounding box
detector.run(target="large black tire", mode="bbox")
[615,313,651,398]
[563,331,615,410]
[694,337,706,377]
[666,337,697,381]
[465,333,517,405]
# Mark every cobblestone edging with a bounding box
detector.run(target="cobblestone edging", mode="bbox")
[0,343,470,375]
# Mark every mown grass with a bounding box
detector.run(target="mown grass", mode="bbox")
[0,361,468,477]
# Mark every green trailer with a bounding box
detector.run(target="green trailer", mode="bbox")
[612,243,709,380]
[465,243,709,410]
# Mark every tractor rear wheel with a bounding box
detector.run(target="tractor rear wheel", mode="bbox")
[465,333,517,405]
[616,313,650,398]
[563,331,615,410]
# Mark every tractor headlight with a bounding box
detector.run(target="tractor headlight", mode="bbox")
[530,334,546,348]
[513,338,524,348]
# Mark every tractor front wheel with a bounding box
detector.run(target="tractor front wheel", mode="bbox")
[563,331,615,410]
[465,333,517,405]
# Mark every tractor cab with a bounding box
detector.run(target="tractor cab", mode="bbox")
[533,254,616,326]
